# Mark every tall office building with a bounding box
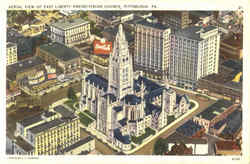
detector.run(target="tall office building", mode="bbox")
[152,11,190,32]
[169,26,220,90]
[7,42,18,66]
[134,16,171,76]
[50,18,90,47]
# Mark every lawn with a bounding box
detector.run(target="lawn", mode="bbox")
[78,112,94,126]
[131,128,156,144]
[167,115,176,125]
[189,101,195,109]
[65,99,79,111]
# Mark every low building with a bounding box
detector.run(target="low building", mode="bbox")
[215,141,241,155]
[63,136,95,155]
[7,56,45,82]
[7,42,18,66]
[13,105,81,155]
[197,59,242,101]
[220,34,243,60]
[50,18,90,47]
[165,132,208,155]
[37,42,81,75]
[193,99,233,132]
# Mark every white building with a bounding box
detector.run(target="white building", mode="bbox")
[169,26,220,90]
[50,18,90,47]
[7,42,18,66]
[134,16,171,76]
[80,24,190,152]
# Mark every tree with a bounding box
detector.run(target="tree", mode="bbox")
[153,138,167,155]
[67,87,77,101]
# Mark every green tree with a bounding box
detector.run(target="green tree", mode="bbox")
[67,87,77,101]
[154,138,167,155]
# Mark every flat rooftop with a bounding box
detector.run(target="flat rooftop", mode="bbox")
[7,42,16,48]
[50,18,89,30]
[165,132,207,144]
[54,105,75,118]
[63,136,94,153]
[19,113,43,127]
[136,16,169,30]
[175,25,217,41]
[15,136,34,152]
[29,118,66,134]
[40,42,80,61]
[7,56,44,74]
[197,99,233,121]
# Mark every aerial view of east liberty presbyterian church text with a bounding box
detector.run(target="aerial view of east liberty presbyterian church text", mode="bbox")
[6,10,243,155]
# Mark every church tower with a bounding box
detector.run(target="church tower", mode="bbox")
[108,24,134,100]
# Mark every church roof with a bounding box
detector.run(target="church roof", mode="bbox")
[114,128,131,144]
[113,106,123,112]
[121,94,141,105]
[145,103,162,116]
[85,74,108,91]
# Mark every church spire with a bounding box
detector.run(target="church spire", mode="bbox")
[108,24,134,99]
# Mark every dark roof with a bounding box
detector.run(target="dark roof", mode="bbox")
[190,11,213,18]
[197,99,233,121]
[220,110,242,136]
[118,118,127,127]
[175,26,217,41]
[165,132,207,144]
[135,76,162,93]
[114,128,131,144]
[102,93,117,102]
[113,106,123,112]
[54,105,74,118]
[63,136,94,153]
[145,103,161,116]
[176,94,190,105]
[7,56,44,74]
[19,113,43,127]
[40,42,80,61]
[103,26,134,42]
[15,136,34,152]
[85,74,108,91]
[136,17,169,30]
[176,120,203,137]
[121,94,141,105]
[222,60,243,72]
[29,118,65,134]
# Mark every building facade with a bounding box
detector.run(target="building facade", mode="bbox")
[50,18,90,47]
[7,42,18,66]
[134,17,171,76]
[80,24,190,152]
[14,106,81,155]
[152,11,190,32]
[169,26,220,90]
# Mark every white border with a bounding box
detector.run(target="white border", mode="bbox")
[2,0,249,164]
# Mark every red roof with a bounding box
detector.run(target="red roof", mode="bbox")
[216,141,240,150]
